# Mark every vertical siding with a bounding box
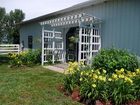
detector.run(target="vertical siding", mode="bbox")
[20,23,42,49]
[80,0,140,56]
[20,0,140,56]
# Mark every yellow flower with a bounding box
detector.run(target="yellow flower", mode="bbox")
[108,78,112,81]
[136,69,140,72]
[92,84,96,88]
[95,70,100,75]
[98,76,103,80]
[86,72,89,76]
[80,61,84,65]
[132,72,136,77]
[80,78,83,81]
[124,77,133,84]
[103,70,107,74]
[89,74,92,77]
[118,74,125,79]
[136,69,140,74]
[120,68,124,73]
[98,76,106,81]
[93,74,98,79]
[112,74,118,79]
[115,69,118,72]
[102,77,106,82]
[81,72,84,75]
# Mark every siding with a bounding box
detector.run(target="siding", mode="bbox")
[20,23,42,49]
[20,0,140,56]
[49,0,140,55]
[81,0,140,55]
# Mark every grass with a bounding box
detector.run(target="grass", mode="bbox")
[0,64,81,105]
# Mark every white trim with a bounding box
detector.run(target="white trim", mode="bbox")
[78,27,82,63]
[90,25,93,60]
[52,29,55,64]
[41,26,45,65]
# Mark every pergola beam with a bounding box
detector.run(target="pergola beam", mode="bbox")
[40,13,101,27]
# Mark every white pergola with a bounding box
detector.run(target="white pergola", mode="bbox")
[40,13,101,27]
[40,13,102,65]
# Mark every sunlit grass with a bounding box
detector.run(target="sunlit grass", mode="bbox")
[0,65,81,105]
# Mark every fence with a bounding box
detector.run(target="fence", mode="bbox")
[0,44,20,55]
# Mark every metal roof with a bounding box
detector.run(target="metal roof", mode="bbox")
[21,0,108,25]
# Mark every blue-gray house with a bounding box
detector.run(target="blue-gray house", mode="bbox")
[20,0,140,65]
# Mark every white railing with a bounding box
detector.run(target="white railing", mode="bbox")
[0,44,20,55]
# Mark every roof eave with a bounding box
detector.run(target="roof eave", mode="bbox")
[20,0,108,25]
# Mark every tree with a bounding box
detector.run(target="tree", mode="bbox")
[0,7,6,43]
[5,9,25,44]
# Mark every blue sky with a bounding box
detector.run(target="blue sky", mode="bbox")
[0,0,88,20]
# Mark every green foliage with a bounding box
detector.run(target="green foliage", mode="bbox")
[6,9,25,43]
[63,62,81,93]
[92,48,139,73]
[111,79,136,105]
[64,62,140,105]
[23,49,41,65]
[64,74,79,93]
[0,7,25,43]
[79,69,110,103]
[9,49,41,67]
[137,56,140,67]
[0,7,6,43]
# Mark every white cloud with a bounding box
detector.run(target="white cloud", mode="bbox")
[0,0,88,20]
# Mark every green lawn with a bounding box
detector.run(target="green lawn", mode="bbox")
[0,64,81,105]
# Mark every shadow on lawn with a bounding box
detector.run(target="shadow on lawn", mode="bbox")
[0,55,10,65]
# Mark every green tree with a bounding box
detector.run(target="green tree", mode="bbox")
[0,7,6,43]
[5,9,25,44]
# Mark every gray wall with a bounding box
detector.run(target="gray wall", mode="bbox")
[63,0,140,55]
[20,22,42,50]
[20,0,140,56]
[87,0,140,56]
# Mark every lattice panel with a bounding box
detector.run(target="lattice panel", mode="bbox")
[42,30,63,65]
[78,27,101,63]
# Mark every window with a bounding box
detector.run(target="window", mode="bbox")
[28,36,33,49]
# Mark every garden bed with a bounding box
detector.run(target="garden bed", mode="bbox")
[63,48,140,105]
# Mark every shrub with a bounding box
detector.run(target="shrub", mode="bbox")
[137,56,140,67]
[80,68,140,104]
[64,62,140,105]
[92,48,139,73]
[63,62,84,93]
[8,49,41,67]
[80,69,110,102]
[22,49,41,65]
